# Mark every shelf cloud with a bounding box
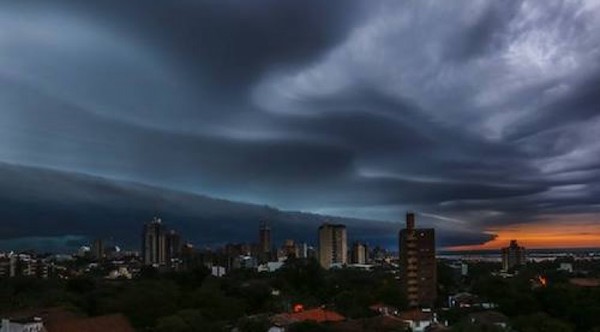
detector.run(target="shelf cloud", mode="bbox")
[1,0,599,249]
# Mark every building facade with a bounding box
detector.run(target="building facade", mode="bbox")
[280,239,299,259]
[350,242,368,265]
[0,253,49,279]
[501,240,526,271]
[318,223,347,269]
[92,238,104,261]
[142,217,181,266]
[258,220,272,262]
[399,213,437,308]
[166,230,181,262]
[142,217,166,265]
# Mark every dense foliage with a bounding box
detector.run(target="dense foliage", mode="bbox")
[0,258,406,331]
[1,258,599,331]
[445,259,600,332]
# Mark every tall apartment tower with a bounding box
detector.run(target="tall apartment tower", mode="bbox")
[142,217,167,266]
[259,220,272,261]
[399,212,437,308]
[166,230,182,262]
[318,223,347,269]
[280,239,299,259]
[350,242,368,264]
[501,240,526,271]
[92,238,104,261]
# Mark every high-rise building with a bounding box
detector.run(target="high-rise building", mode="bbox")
[142,217,167,266]
[142,219,182,266]
[92,238,104,261]
[501,240,526,271]
[166,230,182,262]
[259,220,272,261]
[297,243,316,259]
[350,242,368,264]
[280,239,299,259]
[318,223,347,269]
[399,212,436,308]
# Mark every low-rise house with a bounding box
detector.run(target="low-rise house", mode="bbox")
[369,303,398,316]
[397,309,435,332]
[0,317,44,332]
[257,261,284,273]
[448,292,497,309]
[558,263,573,273]
[269,308,345,331]
[1,308,134,332]
[106,267,132,279]
[211,265,226,277]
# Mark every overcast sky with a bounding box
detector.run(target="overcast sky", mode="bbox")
[1,0,599,249]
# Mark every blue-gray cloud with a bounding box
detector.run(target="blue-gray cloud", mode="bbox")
[1,0,599,249]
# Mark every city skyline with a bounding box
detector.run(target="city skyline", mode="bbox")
[1,1,600,251]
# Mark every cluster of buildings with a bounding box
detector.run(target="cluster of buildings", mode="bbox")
[316,213,438,308]
[0,252,51,279]
[0,212,533,315]
[139,212,440,311]
[139,218,319,273]
[137,217,393,277]
[317,223,371,268]
[6,212,596,332]
[0,213,440,312]
[141,217,182,267]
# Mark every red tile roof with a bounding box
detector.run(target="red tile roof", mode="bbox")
[397,309,433,322]
[271,308,345,326]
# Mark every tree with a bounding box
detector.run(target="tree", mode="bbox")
[288,321,333,332]
[236,316,271,332]
[374,277,408,310]
[512,313,573,332]
[155,315,189,332]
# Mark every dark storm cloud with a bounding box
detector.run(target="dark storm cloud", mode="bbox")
[40,0,365,98]
[1,0,599,248]
[507,73,600,141]
[0,162,495,250]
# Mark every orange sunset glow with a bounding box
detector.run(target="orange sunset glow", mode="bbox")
[449,218,600,251]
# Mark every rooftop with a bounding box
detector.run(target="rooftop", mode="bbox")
[397,309,434,322]
[271,308,345,326]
